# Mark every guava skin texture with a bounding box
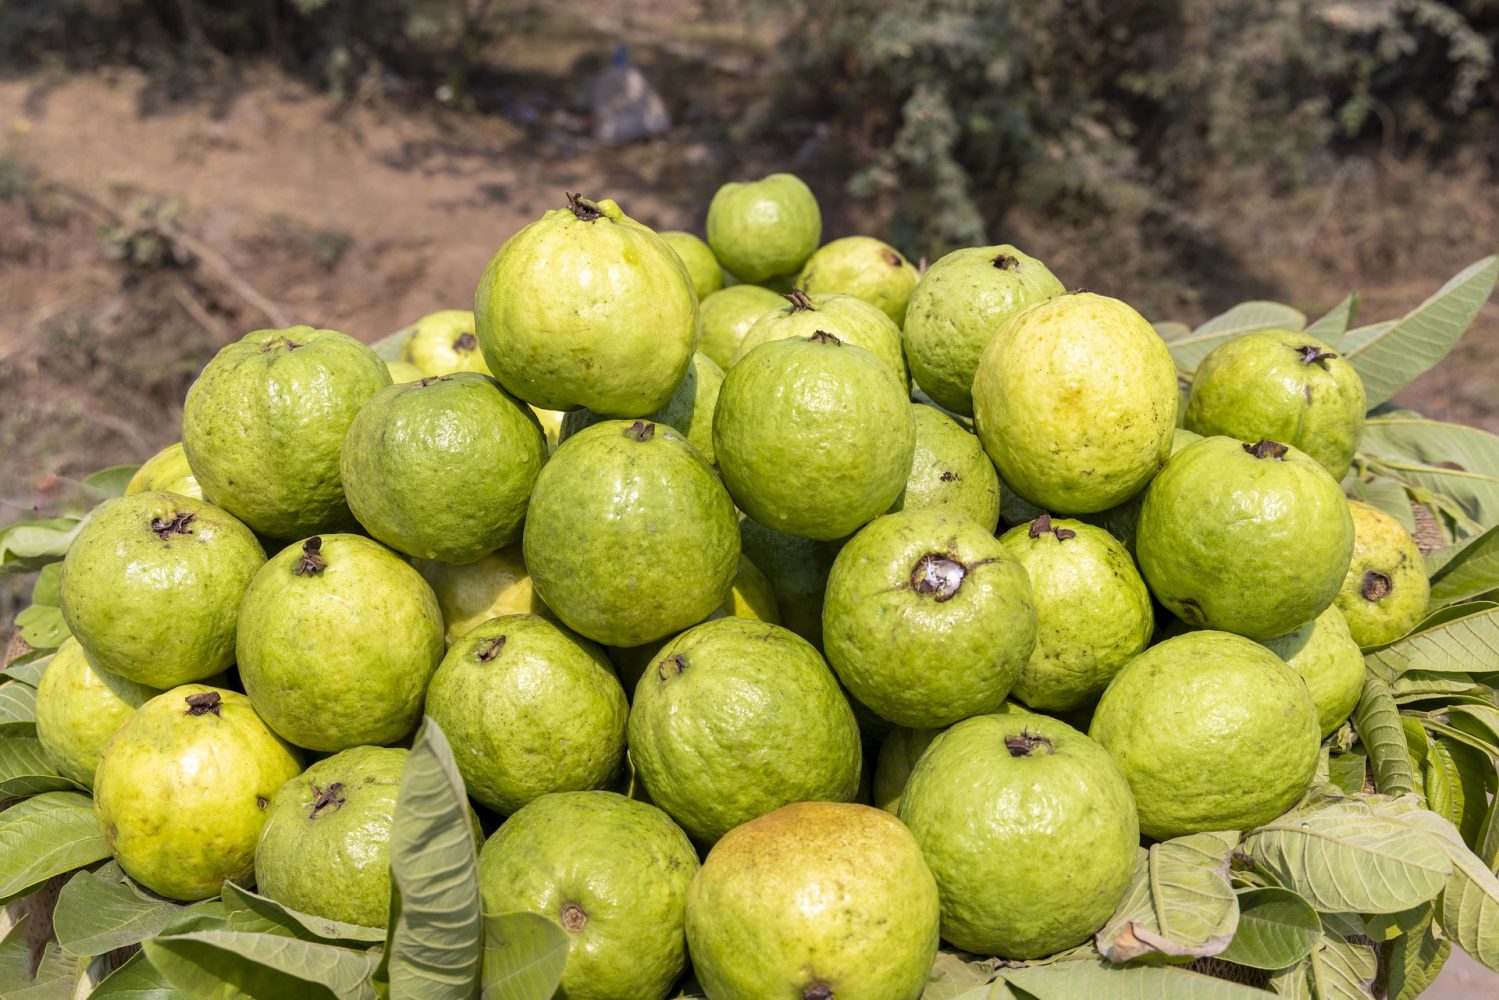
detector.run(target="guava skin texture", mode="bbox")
[398,308,492,377]
[524,420,740,648]
[705,173,822,285]
[1081,427,1203,554]
[822,510,1037,728]
[341,373,548,564]
[873,726,944,815]
[972,292,1179,514]
[478,792,699,1000]
[1136,436,1355,641]
[35,637,160,790]
[902,245,1066,416]
[236,534,445,752]
[628,617,862,844]
[93,685,303,901]
[424,614,629,815]
[181,325,392,540]
[737,517,842,648]
[714,333,917,541]
[1185,329,1366,481]
[890,403,1002,531]
[898,712,1137,960]
[59,491,266,688]
[559,351,725,464]
[473,195,698,416]
[1335,500,1432,647]
[1261,604,1366,737]
[124,441,201,499]
[686,802,939,1000]
[735,288,909,384]
[1089,631,1321,840]
[796,235,920,326]
[415,543,549,645]
[997,516,1154,712]
[660,230,726,300]
[697,285,786,370]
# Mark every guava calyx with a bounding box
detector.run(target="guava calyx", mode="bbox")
[1296,344,1339,365]
[882,249,903,267]
[809,330,842,346]
[185,691,222,717]
[418,375,446,387]
[259,336,303,353]
[295,537,328,576]
[566,192,602,221]
[1243,439,1289,461]
[784,288,816,311]
[150,511,196,540]
[1027,513,1076,541]
[560,902,588,932]
[658,654,688,681]
[454,332,478,352]
[910,553,966,602]
[1004,730,1054,757]
[478,636,507,662]
[309,783,346,819]
[804,986,834,1000]
[991,253,1019,270]
[624,420,656,442]
[1362,571,1393,601]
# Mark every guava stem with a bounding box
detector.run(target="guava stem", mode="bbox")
[259,336,302,353]
[1004,730,1054,757]
[1027,514,1075,541]
[991,253,1019,271]
[418,376,445,387]
[560,903,588,932]
[478,636,507,662]
[309,782,346,820]
[565,192,603,221]
[784,288,816,312]
[658,654,687,681]
[1296,344,1339,365]
[185,691,222,717]
[808,330,842,346]
[624,420,656,442]
[295,536,328,576]
[1243,440,1289,461]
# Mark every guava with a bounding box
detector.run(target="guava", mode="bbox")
[714,332,916,540]
[890,403,1001,530]
[1136,437,1354,640]
[1185,330,1366,481]
[424,614,628,814]
[385,359,425,383]
[237,534,445,751]
[93,685,303,900]
[60,491,265,687]
[973,292,1179,513]
[1090,631,1320,838]
[686,802,938,1000]
[1335,500,1431,647]
[398,309,492,377]
[474,194,697,415]
[997,515,1154,712]
[125,441,201,499]
[1261,605,1365,737]
[341,373,547,563]
[525,419,739,647]
[415,543,548,645]
[872,726,943,814]
[1082,428,1202,553]
[697,285,785,370]
[898,712,1137,959]
[34,637,160,790]
[181,326,391,539]
[735,289,908,383]
[530,405,567,453]
[705,173,821,284]
[628,617,861,843]
[796,236,920,326]
[560,352,725,464]
[736,517,841,647]
[822,510,1036,728]
[478,791,698,1000]
[660,230,725,300]
[902,245,1065,415]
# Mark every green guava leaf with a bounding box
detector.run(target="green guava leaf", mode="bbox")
[53,862,185,957]
[1303,292,1359,345]
[220,882,386,945]
[1160,301,1308,374]
[1392,806,1499,971]
[1353,675,1419,795]
[3,939,80,1000]
[1385,906,1450,1000]
[30,562,62,607]
[142,929,379,1000]
[921,949,1002,998]
[87,950,187,999]
[480,911,569,1000]
[0,915,37,992]
[1265,928,1377,1000]
[999,958,1276,998]
[946,983,1022,1000]
[0,680,39,737]
[82,464,141,500]
[0,735,73,797]
[1428,524,1499,608]
[1394,670,1488,703]
[1358,416,1499,532]
[1434,736,1493,848]
[0,518,81,575]
[0,790,110,903]
[15,604,69,651]
[1342,476,1416,533]
[1325,751,1367,797]
[1365,606,1499,680]
[1441,704,1499,757]
[1395,603,1499,652]
[1215,887,1320,970]
[1096,831,1239,963]
[0,653,50,686]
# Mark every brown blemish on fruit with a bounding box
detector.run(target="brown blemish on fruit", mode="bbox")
[882,249,903,267]
[939,470,960,482]
[1005,730,1055,757]
[309,783,346,820]
[1028,514,1076,541]
[454,333,478,352]
[658,654,687,681]
[259,336,302,353]
[804,985,835,1000]
[150,511,196,540]
[1177,597,1206,626]
[561,903,587,932]
[478,636,507,662]
[1362,571,1393,601]
[1296,345,1339,365]
[566,192,602,221]
[991,253,1019,270]
[809,330,842,346]
[624,420,655,442]
[1243,440,1289,460]
[418,376,444,387]
[911,553,967,602]
[185,691,222,717]
[295,536,328,576]
[784,288,816,311]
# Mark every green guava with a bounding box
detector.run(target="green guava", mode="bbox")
[60,491,265,687]
[559,352,725,464]
[474,195,697,416]
[736,517,841,648]
[341,373,547,563]
[660,230,725,300]
[697,285,786,370]
[973,292,1179,514]
[714,332,916,541]
[898,712,1137,959]
[890,403,1001,530]
[1136,436,1355,640]
[1090,630,1320,839]
[530,405,567,452]
[34,637,159,790]
[1185,330,1366,481]
[237,534,445,751]
[872,726,943,814]
[1335,500,1431,647]
[1261,605,1365,737]
[424,614,628,814]
[478,791,698,1000]
[997,515,1154,712]
[93,686,303,901]
[735,289,908,383]
[705,174,821,284]
[181,326,391,539]
[524,419,739,647]
[415,543,549,645]
[399,309,492,378]
[385,359,425,383]
[1081,428,1202,553]
[902,245,1065,415]
[125,442,201,499]
[628,617,861,843]
[796,236,920,327]
[822,510,1036,728]
[686,802,938,1000]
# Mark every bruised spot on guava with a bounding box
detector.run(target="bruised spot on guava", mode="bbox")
[1362,571,1393,602]
[454,333,478,352]
[658,654,688,681]
[991,253,1019,271]
[784,288,816,312]
[809,330,842,346]
[939,470,960,482]
[150,511,196,540]
[295,536,328,576]
[911,553,966,602]
[185,691,222,717]
[561,902,588,932]
[1295,345,1339,365]
[804,985,835,1000]
[566,192,602,221]
[478,636,507,662]
[1004,729,1055,757]
[1177,597,1206,626]
[1243,440,1289,461]
[882,249,903,268]
[309,782,346,820]
[624,420,656,442]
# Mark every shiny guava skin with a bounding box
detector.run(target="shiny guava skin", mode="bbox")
[1089,631,1320,839]
[697,285,786,370]
[997,517,1154,712]
[822,510,1037,728]
[415,543,549,645]
[34,637,160,790]
[714,333,916,541]
[59,491,266,688]
[628,617,861,843]
[872,726,943,814]
[398,308,492,377]
[181,326,391,540]
[972,292,1179,514]
[479,791,698,1000]
[1136,436,1355,640]
[425,614,628,814]
[93,685,303,901]
[341,373,547,563]
[902,245,1065,416]
[474,196,697,416]
[1185,329,1366,481]
[686,802,938,1000]
[898,712,1137,959]
[559,352,725,464]
[736,517,841,648]
[524,420,739,648]
[705,173,821,285]
[1261,605,1365,737]
[125,441,201,499]
[890,403,1002,530]
[660,230,726,300]
[1081,428,1202,553]
[735,290,909,383]
[1335,500,1431,648]
[796,236,920,326]
[236,534,445,752]
[385,359,425,383]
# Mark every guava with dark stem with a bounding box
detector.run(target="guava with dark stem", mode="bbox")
[1335,500,1431,647]
[796,236,920,326]
[734,288,908,383]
